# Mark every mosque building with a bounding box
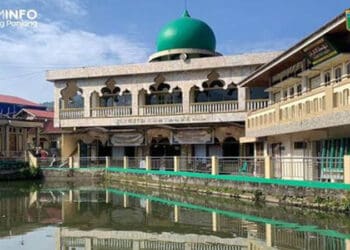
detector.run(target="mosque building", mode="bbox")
[46,10,278,164]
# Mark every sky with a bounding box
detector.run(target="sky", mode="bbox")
[0,0,348,103]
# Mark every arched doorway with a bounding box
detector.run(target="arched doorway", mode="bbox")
[222,137,239,157]
[150,138,180,157]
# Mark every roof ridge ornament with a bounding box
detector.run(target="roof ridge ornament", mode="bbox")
[182,9,191,18]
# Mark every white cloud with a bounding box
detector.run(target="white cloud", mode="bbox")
[0,22,149,103]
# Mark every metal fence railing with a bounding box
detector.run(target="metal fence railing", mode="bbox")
[128,157,146,169]
[178,157,212,173]
[218,157,265,177]
[151,157,174,171]
[110,157,124,168]
[272,157,343,182]
[79,157,106,168]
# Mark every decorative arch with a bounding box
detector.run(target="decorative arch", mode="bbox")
[145,75,182,105]
[98,78,131,107]
[192,72,238,103]
[60,80,84,109]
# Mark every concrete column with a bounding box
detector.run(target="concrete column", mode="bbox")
[134,89,142,116]
[105,190,111,203]
[174,156,180,172]
[105,156,110,168]
[182,85,191,113]
[265,224,273,247]
[212,212,220,232]
[69,190,73,202]
[211,156,219,175]
[123,194,129,208]
[85,238,92,250]
[123,156,129,169]
[83,91,91,118]
[301,76,308,93]
[146,199,152,215]
[344,155,350,184]
[133,240,140,250]
[325,86,334,112]
[345,239,350,250]
[238,87,247,111]
[174,205,180,223]
[264,156,273,179]
[68,157,73,169]
[145,156,151,170]
[55,228,61,250]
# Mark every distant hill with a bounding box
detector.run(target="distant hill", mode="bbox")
[41,101,54,111]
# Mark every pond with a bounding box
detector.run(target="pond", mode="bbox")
[0,181,349,250]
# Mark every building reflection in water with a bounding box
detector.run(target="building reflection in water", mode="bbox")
[0,187,348,250]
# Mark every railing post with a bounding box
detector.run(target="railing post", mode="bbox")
[344,155,350,184]
[123,156,129,169]
[211,156,219,175]
[174,156,180,172]
[264,156,273,178]
[145,156,152,171]
[68,157,73,169]
[105,156,110,169]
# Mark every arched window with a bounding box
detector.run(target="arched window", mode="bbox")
[324,71,331,85]
[99,79,131,107]
[145,75,182,105]
[60,80,84,109]
[347,63,350,77]
[335,67,342,83]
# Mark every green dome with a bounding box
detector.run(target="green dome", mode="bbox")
[156,10,216,52]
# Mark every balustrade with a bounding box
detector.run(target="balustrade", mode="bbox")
[59,108,84,119]
[91,106,132,117]
[190,101,238,113]
[246,99,268,111]
[139,104,183,116]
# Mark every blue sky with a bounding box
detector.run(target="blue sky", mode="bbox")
[0,0,348,102]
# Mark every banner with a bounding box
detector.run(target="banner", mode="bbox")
[172,129,213,144]
[303,37,337,65]
[347,10,350,31]
[110,132,144,146]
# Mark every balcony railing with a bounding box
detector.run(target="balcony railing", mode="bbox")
[246,99,269,111]
[91,106,132,118]
[139,104,183,116]
[190,101,238,113]
[247,77,350,131]
[60,108,84,119]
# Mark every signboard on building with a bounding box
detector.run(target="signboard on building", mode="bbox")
[347,10,350,31]
[110,132,144,146]
[303,37,338,65]
[172,129,213,145]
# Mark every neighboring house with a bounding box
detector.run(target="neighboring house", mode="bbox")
[240,10,350,181]
[0,94,59,157]
[46,10,279,162]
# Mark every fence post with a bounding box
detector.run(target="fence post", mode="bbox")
[68,157,73,169]
[344,155,350,184]
[264,156,273,178]
[211,156,219,175]
[174,156,180,172]
[123,156,129,169]
[145,156,152,171]
[105,156,110,169]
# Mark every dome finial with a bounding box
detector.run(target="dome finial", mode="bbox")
[182,9,191,18]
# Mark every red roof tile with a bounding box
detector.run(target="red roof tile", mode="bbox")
[0,94,41,107]
[23,108,54,119]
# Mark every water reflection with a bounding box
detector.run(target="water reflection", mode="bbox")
[0,182,349,250]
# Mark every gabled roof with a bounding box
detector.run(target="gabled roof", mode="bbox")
[0,94,41,107]
[17,108,54,119]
